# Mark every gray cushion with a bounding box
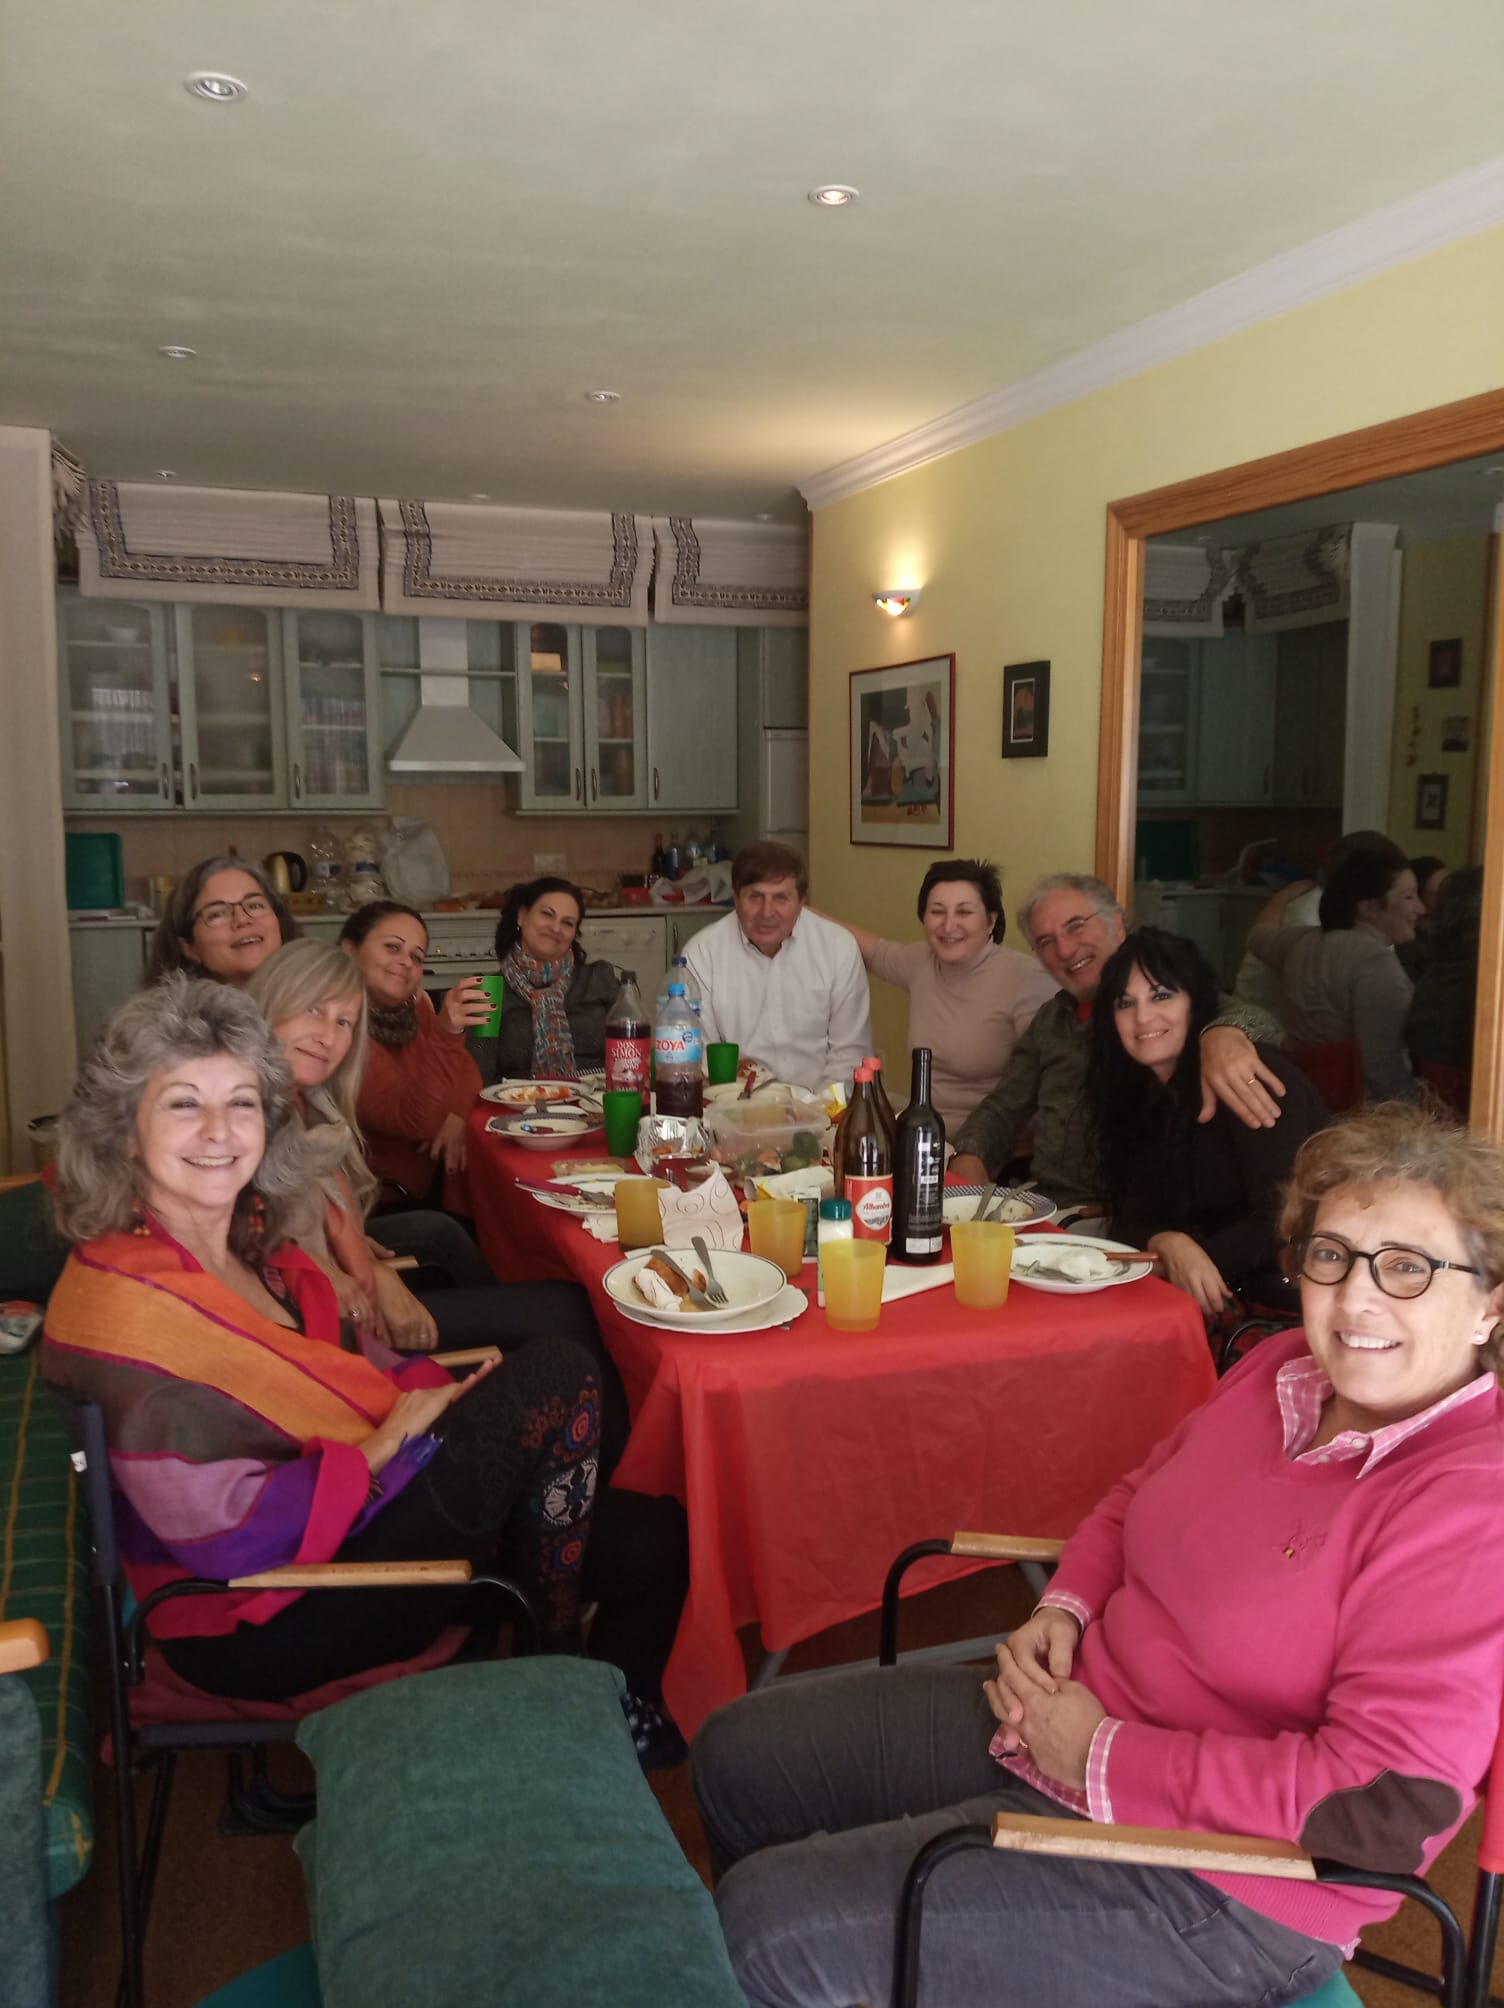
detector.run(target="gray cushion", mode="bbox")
[296,1657,744,2008]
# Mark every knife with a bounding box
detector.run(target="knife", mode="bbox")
[645,1246,717,1312]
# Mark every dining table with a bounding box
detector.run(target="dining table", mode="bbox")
[465,1112,1217,1739]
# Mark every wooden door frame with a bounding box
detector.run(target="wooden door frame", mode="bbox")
[1094,387,1504,1136]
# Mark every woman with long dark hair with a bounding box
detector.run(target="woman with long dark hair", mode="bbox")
[471,875,621,1084]
[1087,928,1328,1315]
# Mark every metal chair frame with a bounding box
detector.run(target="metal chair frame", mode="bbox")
[60,1395,537,2008]
[882,1532,1504,2008]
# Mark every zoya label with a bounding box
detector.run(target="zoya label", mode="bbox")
[846,1175,893,1243]
[654,1028,704,1065]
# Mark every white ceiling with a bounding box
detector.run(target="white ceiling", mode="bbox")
[4,0,1503,517]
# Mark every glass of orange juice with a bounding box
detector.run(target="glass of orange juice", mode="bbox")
[950,1220,1014,1309]
[821,1240,886,1332]
[746,1199,808,1282]
[614,1178,668,1251]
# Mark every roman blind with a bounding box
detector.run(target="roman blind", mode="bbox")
[379,500,648,623]
[650,517,808,627]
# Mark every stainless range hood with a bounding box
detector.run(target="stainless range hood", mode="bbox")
[388,617,524,773]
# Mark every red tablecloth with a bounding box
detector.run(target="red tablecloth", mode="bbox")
[467,1115,1216,1736]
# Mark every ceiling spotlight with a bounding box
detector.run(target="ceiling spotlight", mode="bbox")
[583,389,621,404]
[808,184,859,208]
[468,492,491,502]
[185,72,248,102]
[873,589,920,617]
[158,345,197,360]
[154,470,178,481]
[754,512,774,522]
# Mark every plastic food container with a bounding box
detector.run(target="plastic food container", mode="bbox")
[704,1101,831,1177]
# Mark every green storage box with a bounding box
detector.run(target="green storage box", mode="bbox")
[65,832,125,911]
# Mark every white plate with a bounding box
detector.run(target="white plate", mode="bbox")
[615,1283,809,1335]
[1008,1232,1152,1294]
[479,1078,603,1111]
[603,1247,787,1327]
[524,1180,621,1216]
[942,1186,1057,1228]
[486,1114,606,1152]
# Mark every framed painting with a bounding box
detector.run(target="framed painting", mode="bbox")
[1002,660,1051,758]
[1428,638,1463,689]
[1415,772,1449,832]
[849,654,955,848]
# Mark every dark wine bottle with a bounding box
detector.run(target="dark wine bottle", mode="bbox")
[892,1047,946,1264]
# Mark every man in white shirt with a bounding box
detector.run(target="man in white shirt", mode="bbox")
[684,841,872,1092]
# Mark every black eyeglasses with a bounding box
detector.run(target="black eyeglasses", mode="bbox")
[192,894,273,931]
[1282,1234,1481,1301]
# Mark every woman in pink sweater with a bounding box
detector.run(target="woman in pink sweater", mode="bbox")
[692,1103,1504,2006]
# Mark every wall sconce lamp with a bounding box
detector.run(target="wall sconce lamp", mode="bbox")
[873,589,921,617]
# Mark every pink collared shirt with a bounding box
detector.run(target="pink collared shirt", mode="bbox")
[991,1354,1499,1820]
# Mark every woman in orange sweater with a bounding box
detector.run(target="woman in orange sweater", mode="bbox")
[339,901,491,1204]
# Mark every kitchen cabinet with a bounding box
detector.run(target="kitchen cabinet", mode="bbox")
[1272,626,1347,808]
[69,924,150,1058]
[646,626,738,811]
[582,915,670,1009]
[667,907,723,959]
[1136,642,1199,806]
[1193,632,1277,806]
[582,625,648,809]
[175,605,289,809]
[57,590,175,811]
[515,621,649,813]
[282,609,385,809]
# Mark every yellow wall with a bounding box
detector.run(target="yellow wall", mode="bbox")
[810,223,1504,1065]
[1386,535,1493,864]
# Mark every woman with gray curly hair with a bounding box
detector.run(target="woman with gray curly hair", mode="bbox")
[43,974,603,1701]
[693,1103,1504,2006]
[147,854,299,986]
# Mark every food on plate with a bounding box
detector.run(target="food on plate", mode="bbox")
[503,1083,575,1106]
[1012,1243,1120,1282]
[996,1195,1037,1223]
[632,1254,708,1312]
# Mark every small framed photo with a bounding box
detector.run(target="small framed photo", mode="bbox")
[1428,638,1463,689]
[1002,660,1050,759]
[849,654,955,849]
[1441,714,1471,753]
[1415,772,1449,831]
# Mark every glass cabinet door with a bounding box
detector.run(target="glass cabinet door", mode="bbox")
[582,625,647,808]
[176,606,286,809]
[1136,642,1198,806]
[515,622,583,810]
[57,592,173,809]
[284,610,382,808]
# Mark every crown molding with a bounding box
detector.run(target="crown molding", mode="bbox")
[799,155,1504,512]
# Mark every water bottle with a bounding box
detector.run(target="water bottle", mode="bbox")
[655,955,701,1022]
[308,824,342,910]
[654,983,705,1117]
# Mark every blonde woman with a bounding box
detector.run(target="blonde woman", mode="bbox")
[247,942,690,1758]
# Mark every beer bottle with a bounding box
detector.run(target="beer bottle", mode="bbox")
[842,1066,893,1244]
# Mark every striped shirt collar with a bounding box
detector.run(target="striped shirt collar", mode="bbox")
[1276,1352,1497,1475]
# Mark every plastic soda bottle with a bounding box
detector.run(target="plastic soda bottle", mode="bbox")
[653,982,705,1116]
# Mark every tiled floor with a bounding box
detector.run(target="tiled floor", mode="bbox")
[59,1568,1500,2006]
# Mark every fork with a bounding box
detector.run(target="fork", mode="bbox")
[691,1234,730,1307]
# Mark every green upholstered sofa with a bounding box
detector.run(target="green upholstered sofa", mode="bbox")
[0,1178,91,1999]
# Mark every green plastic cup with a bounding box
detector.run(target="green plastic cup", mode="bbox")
[476,972,505,1037]
[706,1041,740,1086]
[602,1089,644,1157]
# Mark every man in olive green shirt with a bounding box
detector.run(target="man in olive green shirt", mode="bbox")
[949,874,1286,1210]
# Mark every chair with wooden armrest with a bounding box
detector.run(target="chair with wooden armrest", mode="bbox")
[2,1618,54,2008]
[883,1530,1504,2008]
[55,1394,537,2008]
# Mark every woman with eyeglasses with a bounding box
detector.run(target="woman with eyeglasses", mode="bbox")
[147,856,299,987]
[692,1102,1504,2007]
[1086,928,1330,1315]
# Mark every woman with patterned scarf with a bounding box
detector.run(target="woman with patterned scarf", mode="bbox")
[339,900,490,1205]
[469,876,623,1086]
[42,974,601,1699]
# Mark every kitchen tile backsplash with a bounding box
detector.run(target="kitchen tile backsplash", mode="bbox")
[67,785,702,906]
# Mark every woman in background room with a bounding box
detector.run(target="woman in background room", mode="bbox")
[338,901,490,1204]
[147,855,298,987]
[819,859,1054,1132]
[1248,852,1423,1105]
[469,875,621,1086]
[1087,928,1329,1316]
